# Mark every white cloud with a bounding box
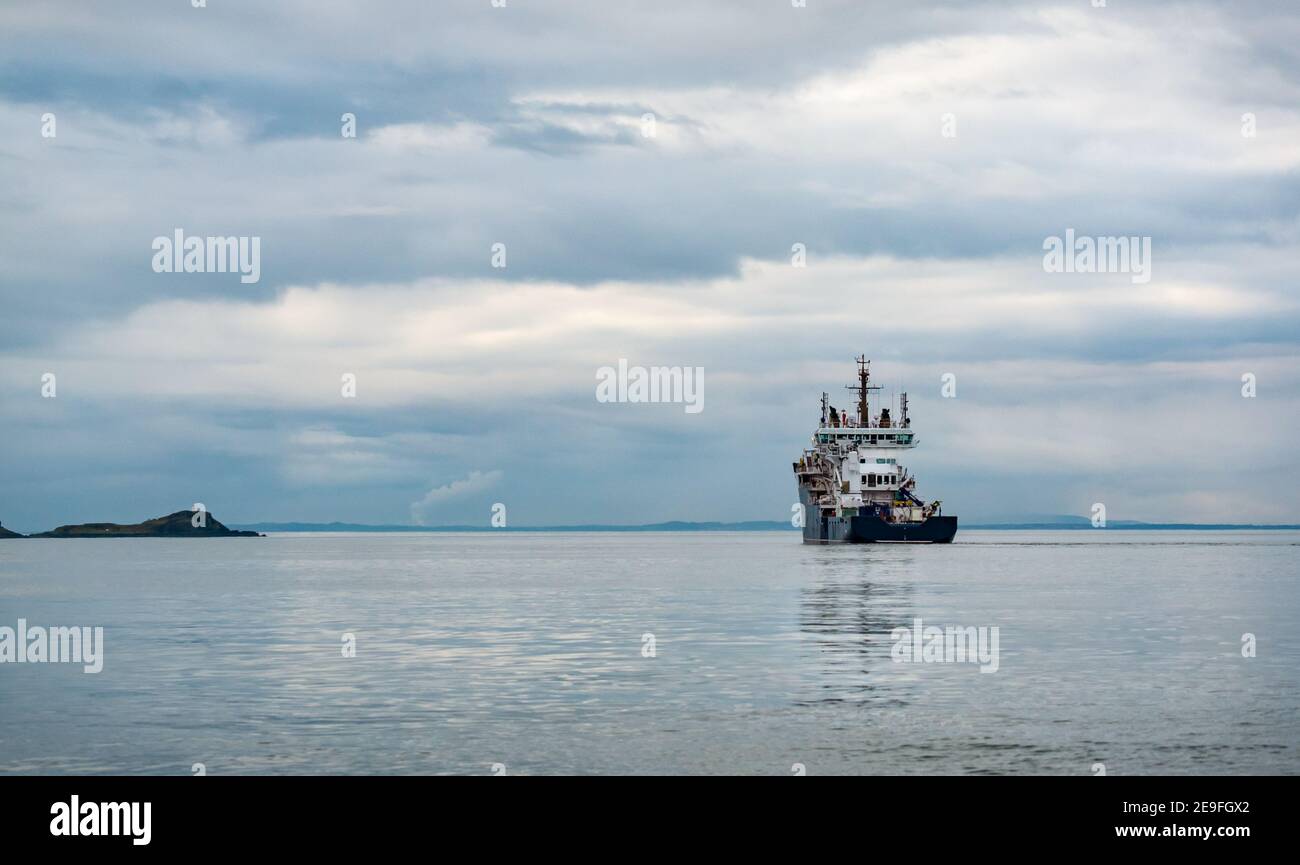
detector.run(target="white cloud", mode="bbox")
[3,250,1294,408]
[410,470,503,525]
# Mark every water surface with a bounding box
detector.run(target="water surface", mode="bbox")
[1,531,1296,774]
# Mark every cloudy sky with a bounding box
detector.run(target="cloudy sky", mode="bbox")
[1,0,1297,531]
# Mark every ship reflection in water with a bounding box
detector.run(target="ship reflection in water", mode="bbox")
[796,547,918,708]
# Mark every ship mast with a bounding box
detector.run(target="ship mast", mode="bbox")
[845,354,881,426]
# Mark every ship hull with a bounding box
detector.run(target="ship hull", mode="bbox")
[847,514,957,543]
[800,500,957,544]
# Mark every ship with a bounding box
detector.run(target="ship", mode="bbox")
[793,356,957,543]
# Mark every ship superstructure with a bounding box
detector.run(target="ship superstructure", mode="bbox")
[793,356,957,543]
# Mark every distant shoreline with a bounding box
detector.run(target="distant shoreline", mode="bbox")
[230,521,1300,533]
[8,516,1298,537]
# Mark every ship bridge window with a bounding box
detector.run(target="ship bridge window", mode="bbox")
[867,473,876,487]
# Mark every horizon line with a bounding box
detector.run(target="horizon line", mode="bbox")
[229,519,1300,533]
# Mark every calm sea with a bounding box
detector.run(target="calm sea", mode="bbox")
[1,531,1297,775]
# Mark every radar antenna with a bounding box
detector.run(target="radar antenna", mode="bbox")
[845,354,882,426]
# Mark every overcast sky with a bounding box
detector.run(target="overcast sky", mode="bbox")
[1,0,1298,531]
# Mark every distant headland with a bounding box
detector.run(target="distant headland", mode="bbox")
[0,510,262,538]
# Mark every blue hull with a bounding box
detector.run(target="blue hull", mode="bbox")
[800,502,957,544]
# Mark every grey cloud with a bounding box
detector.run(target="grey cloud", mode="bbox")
[2,0,1299,526]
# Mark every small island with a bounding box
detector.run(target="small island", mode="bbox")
[0,510,263,538]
